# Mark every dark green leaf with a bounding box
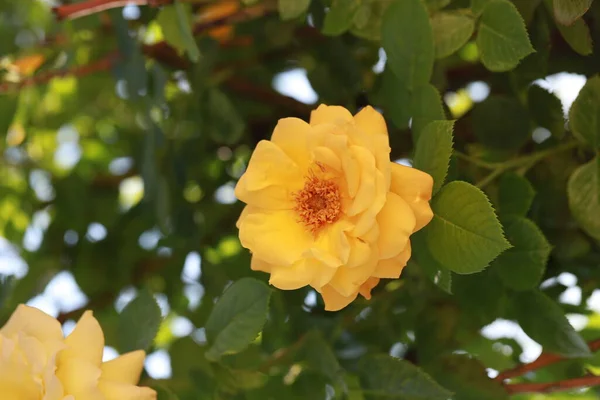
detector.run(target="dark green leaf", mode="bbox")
[553,0,593,25]
[491,215,551,291]
[205,277,272,361]
[118,288,162,352]
[412,120,454,195]
[569,75,600,149]
[567,157,600,241]
[359,354,452,400]
[278,0,311,20]
[425,355,509,400]
[431,12,475,59]
[528,85,565,139]
[410,84,446,143]
[556,17,593,56]
[322,0,360,36]
[302,330,345,385]
[498,172,536,216]
[0,94,18,136]
[425,181,511,274]
[476,0,535,72]
[412,232,453,294]
[472,96,531,150]
[381,0,434,90]
[512,290,591,357]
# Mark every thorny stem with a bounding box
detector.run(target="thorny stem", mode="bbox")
[456,140,580,188]
[504,375,600,394]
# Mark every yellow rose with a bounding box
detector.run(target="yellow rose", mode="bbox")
[235,105,434,311]
[0,304,157,400]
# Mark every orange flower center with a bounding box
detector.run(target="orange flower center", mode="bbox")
[294,170,341,235]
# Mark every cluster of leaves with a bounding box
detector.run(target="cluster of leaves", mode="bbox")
[1,0,600,398]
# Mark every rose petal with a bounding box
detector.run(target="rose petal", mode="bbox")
[234,140,304,210]
[390,163,434,232]
[358,277,380,300]
[270,117,316,170]
[238,208,313,266]
[0,305,63,344]
[377,192,416,259]
[98,380,157,400]
[372,241,412,279]
[310,104,354,126]
[101,350,146,385]
[61,311,104,367]
[319,284,358,312]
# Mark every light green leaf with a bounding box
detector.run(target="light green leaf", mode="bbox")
[156,2,200,62]
[413,120,454,195]
[553,0,593,25]
[323,0,360,36]
[425,181,511,274]
[205,278,272,361]
[476,0,535,72]
[278,0,311,20]
[472,96,531,150]
[425,355,509,400]
[431,12,475,59]
[568,157,600,241]
[410,84,446,143]
[381,0,434,90]
[359,354,452,400]
[556,17,593,56]
[569,75,600,149]
[498,172,536,216]
[512,290,591,357]
[528,85,565,139]
[492,216,551,291]
[118,288,162,353]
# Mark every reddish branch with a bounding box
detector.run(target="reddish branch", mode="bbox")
[0,52,119,93]
[53,0,171,20]
[505,375,600,394]
[496,339,600,381]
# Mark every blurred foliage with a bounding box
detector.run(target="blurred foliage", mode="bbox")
[1,0,600,398]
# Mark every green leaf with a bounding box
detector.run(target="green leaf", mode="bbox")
[569,75,600,149]
[472,96,531,150]
[412,232,453,294]
[476,0,535,72]
[205,277,272,361]
[425,0,452,12]
[0,275,15,311]
[527,85,565,139]
[425,355,509,400]
[431,12,475,59]
[151,383,180,400]
[453,268,507,326]
[323,0,360,36]
[553,0,593,25]
[424,181,511,274]
[568,157,600,241]
[381,0,434,90]
[512,290,591,357]
[358,354,452,400]
[278,0,311,20]
[410,84,446,143]
[491,216,551,291]
[156,2,200,62]
[0,94,18,136]
[412,120,454,195]
[471,0,492,15]
[302,330,345,385]
[497,172,536,216]
[118,288,162,353]
[556,17,593,56]
[415,302,459,362]
[372,67,411,129]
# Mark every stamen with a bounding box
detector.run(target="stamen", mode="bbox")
[293,167,341,235]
